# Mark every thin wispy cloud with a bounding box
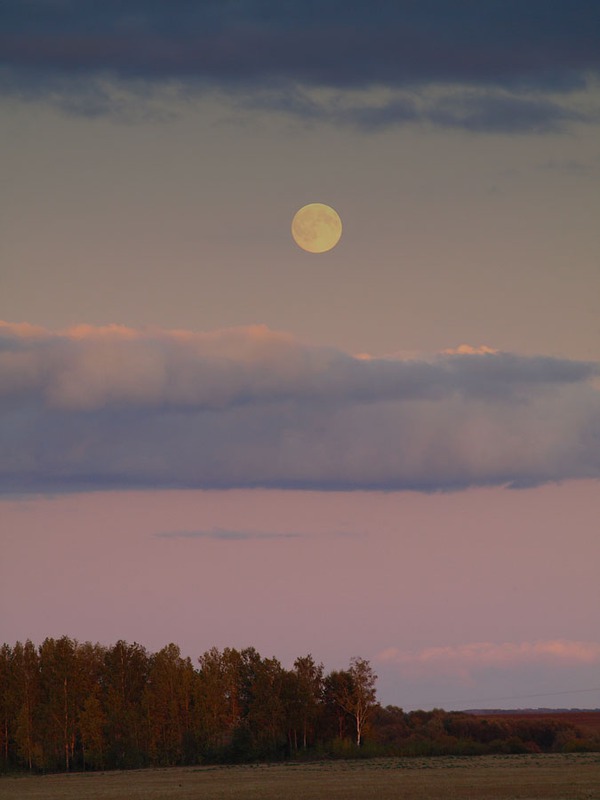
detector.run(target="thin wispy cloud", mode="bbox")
[156,527,360,541]
[1,321,599,495]
[156,528,304,541]
[241,84,596,134]
[537,158,598,175]
[1,1,599,132]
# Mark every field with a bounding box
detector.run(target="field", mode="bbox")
[1,754,599,800]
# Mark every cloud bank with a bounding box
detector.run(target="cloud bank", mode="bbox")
[1,321,599,495]
[378,640,600,678]
[2,0,599,131]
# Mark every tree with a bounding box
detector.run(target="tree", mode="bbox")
[0,644,13,768]
[12,641,41,770]
[245,656,287,758]
[38,637,79,770]
[79,690,107,769]
[195,647,242,757]
[75,641,108,770]
[327,657,377,746]
[290,655,324,750]
[143,643,195,765]
[103,641,149,768]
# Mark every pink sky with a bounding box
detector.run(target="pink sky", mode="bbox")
[2,481,598,708]
[1,16,599,711]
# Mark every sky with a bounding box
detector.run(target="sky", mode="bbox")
[1,0,599,710]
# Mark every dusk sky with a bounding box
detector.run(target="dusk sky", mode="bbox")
[1,1,599,710]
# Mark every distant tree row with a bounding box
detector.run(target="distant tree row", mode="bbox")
[0,638,597,773]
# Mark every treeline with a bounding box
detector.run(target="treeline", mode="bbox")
[0,638,376,771]
[0,638,597,773]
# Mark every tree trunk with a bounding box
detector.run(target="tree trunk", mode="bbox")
[64,677,70,771]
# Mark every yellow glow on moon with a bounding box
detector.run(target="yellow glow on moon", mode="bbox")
[291,203,342,253]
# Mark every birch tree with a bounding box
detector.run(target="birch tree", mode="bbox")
[328,657,377,747]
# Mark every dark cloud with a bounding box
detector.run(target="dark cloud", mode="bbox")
[252,87,593,134]
[1,322,599,495]
[1,1,599,131]
[537,158,597,174]
[426,92,591,134]
[2,1,599,87]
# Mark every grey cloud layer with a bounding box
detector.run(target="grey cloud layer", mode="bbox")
[1,323,599,494]
[2,1,599,132]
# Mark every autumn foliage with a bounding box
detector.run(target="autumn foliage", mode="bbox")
[0,638,597,773]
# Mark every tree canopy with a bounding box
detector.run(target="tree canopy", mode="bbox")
[0,638,596,773]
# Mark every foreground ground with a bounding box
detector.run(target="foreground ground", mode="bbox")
[1,753,599,800]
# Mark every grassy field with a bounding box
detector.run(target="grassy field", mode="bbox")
[1,754,599,800]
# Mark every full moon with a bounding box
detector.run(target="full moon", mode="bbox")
[291,203,342,253]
